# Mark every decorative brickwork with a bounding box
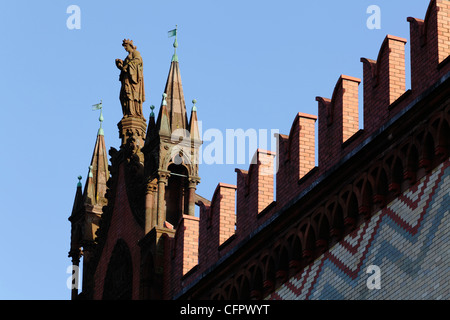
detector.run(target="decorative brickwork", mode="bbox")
[69,0,449,300]
[92,164,144,300]
[268,161,449,300]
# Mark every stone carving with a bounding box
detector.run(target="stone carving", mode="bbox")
[115,39,145,118]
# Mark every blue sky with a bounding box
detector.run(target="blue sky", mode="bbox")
[0,1,429,300]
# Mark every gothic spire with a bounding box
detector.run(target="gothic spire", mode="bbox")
[162,27,189,133]
[83,112,109,209]
[189,99,201,142]
[69,176,84,224]
[68,176,84,265]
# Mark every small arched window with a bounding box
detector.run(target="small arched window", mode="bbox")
[103,239,133,300]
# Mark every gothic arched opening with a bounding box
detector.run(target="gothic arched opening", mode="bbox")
[165,163,189,228]
[103,239,133,300]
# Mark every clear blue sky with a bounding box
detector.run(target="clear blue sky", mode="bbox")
[0,0,429,300]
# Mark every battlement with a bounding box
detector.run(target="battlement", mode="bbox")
[276,113,317,204]
[166,0,450,297]
[198,182,236,269]
[317,74,361,171]
[408,0,450,91]
[361,35,407,133]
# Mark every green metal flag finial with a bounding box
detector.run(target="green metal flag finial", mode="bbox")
[168,25,178,62]
[92,100,104,136]
[77,175,82,187]
[150,105,155,117]
[192,99,197,112]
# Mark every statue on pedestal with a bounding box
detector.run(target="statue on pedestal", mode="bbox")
[115,39,145,118]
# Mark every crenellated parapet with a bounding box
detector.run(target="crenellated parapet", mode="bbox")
[168,0,450,299]
[317,75,361,171]
[408,0,450,92]
[275,113,317,204]
[198,182,236,272]
[171,215,199,289]
[72,0,450,301]
[360,35,407,133]
[238,150,275,227]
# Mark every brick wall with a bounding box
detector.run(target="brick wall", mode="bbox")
[268,160,449,300]
[171,214,199,295]
[408,0,450,93]
[171,0,449,299]
[317,75,361,171]
[235,149,275,241]
[276,113,317,205]
[92,164,144,299]
[84,0,449,300]
[361,35,407,134]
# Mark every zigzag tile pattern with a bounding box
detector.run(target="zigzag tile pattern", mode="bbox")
[268,160,449,300]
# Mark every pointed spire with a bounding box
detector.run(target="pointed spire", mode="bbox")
[189,99,201,142]
[68,175,84,263]
[144,105,157,149]
[157,93,172,137]
[69,176,84,222]
[84,125,109,208]
[147,104,156,136]
[163,56,189,133]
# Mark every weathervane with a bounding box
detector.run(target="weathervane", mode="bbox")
[168,25,178,62]
[92,100,104,136]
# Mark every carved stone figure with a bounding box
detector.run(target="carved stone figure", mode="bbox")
[116,39,145,118]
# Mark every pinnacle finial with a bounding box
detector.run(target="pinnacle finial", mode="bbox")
[77,175,82,187]
[192,99,197,112]
[173,25,178,49]
[150,105,155,117]
[162,93,167,106]
[88,165,93,178]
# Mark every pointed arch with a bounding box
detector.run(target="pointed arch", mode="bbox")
[261,253,276,295]
[235,271,251,300]
[299,222,316,263]
[211,289,225,300]
[374,164,389,207]
[360,175,374,219]
[405,142,420,183]
[325,198,344,242]
[420,131,435,171]
[276,244,290,284]
[313,208,329,254]
[250,263,264,300]
[284,227,303,274]
[165,163,189,227]
[436,117,449,160]
[390,153,405,195]
[345,191,359,232]
[103,239,133,300]
[140,251,155,299]
[229,286,238,300]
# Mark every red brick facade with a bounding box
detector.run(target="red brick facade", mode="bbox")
[69,0,449,300]
[92,164,144,299]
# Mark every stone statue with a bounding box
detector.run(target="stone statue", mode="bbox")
[115,39,145,118]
